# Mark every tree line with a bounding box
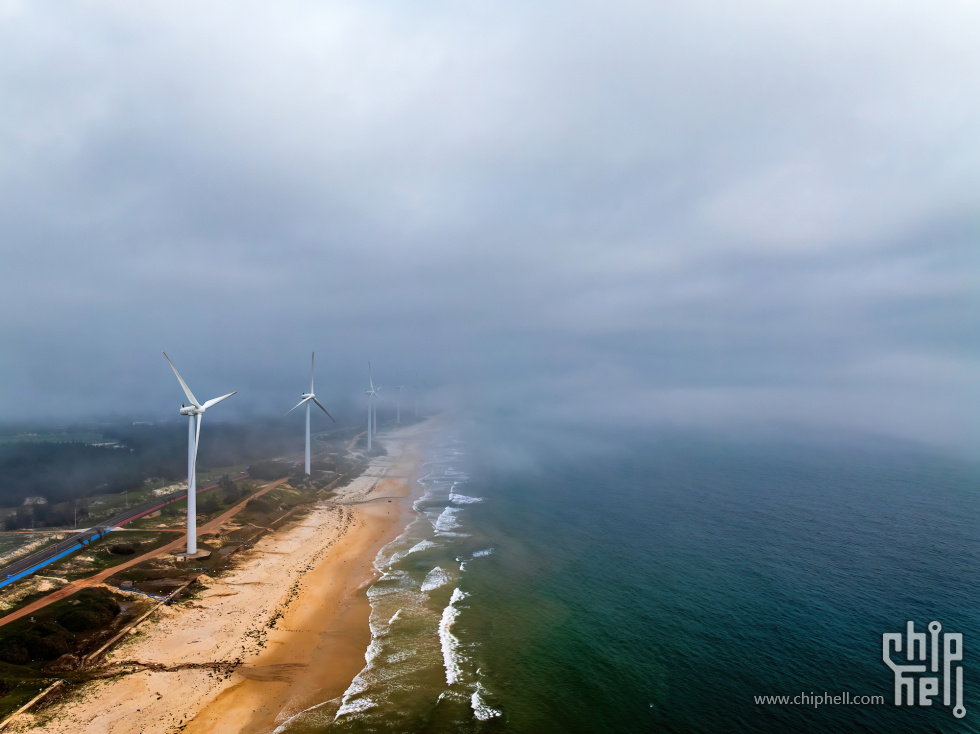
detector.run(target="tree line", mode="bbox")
[0,420,302,524]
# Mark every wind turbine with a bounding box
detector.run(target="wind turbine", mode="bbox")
[365,362,381,450]
[286,352,335,475]
[412,373,419,417]
[163,352,235,556]
[394,372,404,424]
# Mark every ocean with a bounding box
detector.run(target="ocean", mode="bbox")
[276,420,979,733]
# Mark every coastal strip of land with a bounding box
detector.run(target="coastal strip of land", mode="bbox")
[0,478,289,630]
[4,420,437,734]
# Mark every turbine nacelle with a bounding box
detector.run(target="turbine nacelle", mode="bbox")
[179,405,202,416]
[286,354,335,421]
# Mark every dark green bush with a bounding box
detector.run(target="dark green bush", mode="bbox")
[0,640,29,665]
[221,486,242,504]
[198,495,220,514]
[57,610,105,633]
[24,631,70,660]
[246,496,275,514]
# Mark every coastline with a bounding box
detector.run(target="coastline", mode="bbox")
[6,420,438,734]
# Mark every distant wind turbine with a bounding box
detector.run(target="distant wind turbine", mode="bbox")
[163,352,235,556]
[365,362,381,450]
[394,372,404,424]
[286,352,335,475]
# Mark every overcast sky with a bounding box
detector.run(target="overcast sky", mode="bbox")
[0,0,977,453]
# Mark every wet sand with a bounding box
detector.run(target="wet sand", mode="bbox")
[7,421,435,734]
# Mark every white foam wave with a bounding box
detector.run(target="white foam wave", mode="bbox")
[421,566,453,592]
[408,539,439,554]
[388,609,402,625]
[472,548,494,557]
[471,682,503,721]
[450,492,484,504]
[367,571,412,601]
[440,587,468,685]
[434,506,463,533]
[271,697,340,733]
[386,649,412,664]
[386,539,440,566]
[334,695,376,719]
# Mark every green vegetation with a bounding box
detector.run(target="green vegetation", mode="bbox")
[247,460,292,480]
[0,445,367,719]
[39,531,176,581]
[107,542,137,555]
[0,442,142,512]
[0,588,123,665]
[0,587,136,720]
[0,420,310,528]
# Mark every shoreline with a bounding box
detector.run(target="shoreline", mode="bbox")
[6,420,439,734]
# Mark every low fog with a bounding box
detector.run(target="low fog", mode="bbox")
[0,1,977,454]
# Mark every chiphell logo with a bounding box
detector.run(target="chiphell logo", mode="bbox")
[883,621,965,718]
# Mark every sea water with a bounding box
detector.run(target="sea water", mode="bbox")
[277,421,979,733]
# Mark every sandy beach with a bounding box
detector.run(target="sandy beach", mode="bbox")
[6,421,436,734]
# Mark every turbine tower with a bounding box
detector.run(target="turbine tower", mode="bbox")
[365,362,381,450]
[286,352,335,475]
[163,352,235,556]
[395,372,404,424]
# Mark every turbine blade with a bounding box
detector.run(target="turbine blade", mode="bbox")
[286,396,311,415]
[163,352,201,407]
[369,361,375,390]
[202,391,237,410]
[312,397,336,422]
[192,413,203,482]
[311,352,315,394]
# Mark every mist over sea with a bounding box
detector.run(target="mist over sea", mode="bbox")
[280,419,979,733]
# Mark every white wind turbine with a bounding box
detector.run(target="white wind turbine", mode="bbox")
[286,352,335,475]
[365,362,381,450]
[394,372,404,424]
[163,352,236,556]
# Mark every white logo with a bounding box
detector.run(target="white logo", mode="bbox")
[883,621,965,718]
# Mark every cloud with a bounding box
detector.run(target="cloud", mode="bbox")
[0,0,977,453]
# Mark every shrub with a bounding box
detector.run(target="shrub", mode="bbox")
[75,588,121,617]
[24,630,70,660]
[198,495,220,514]
[108,543,137,555]
[0,640,29,665]
[58,610,105,633]
[245,496,275,515]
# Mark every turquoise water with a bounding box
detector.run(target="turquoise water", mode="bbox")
[278,422,979,733]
